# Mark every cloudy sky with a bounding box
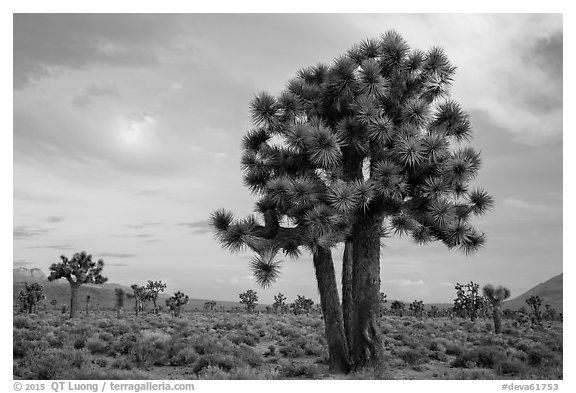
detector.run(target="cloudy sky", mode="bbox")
[12,14,562,304]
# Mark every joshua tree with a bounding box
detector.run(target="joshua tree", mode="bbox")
[453,281,486,322]
[204,300,217,312]
[115,288,125,318]
[239,289,258,313]
[145,280,167,314]
[85,294,91,316]
[526,295,543,324]
[167,291,189,317]
[428,305,439,318]
[379,293,388,315]
[129,284,149,316]
[17,282,44,314]
[290,295,315,315]
[48,251,107,318]
[211,31,492,372]
[409,300,425,318]
[50,299,58,311]
[482,284,511,334]
[273,292,287,314]
[390,300,406,317]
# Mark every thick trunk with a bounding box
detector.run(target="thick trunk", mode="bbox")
[313,246,350,374]
[70,285,79,319]
[152,299,158,314]
[341,240,353,352]
[350,212,385,370]
[135,299,139,316]
[493,307,502,334]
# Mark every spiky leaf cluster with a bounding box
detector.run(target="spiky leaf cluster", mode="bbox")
[212,31,492,287]
[48,251,108,287]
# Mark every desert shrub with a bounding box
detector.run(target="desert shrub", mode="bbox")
[73,336,86,349]
[397,348,427,366]
[195,365,231,380]
[452,346,506,369]
[279,344,305,358]
[114,332,140,355]
[498,359,527,376]
[444,342,464,356]
[170,347,199,366]
[13,315,33,329]
[130,330,171,367]
[228,332,259,346]
[192,334,230,355]
[280,362,321,378]
[193,354,237,373]
[98,331,115,342]
[86,335,109,355]
[232,344,262,367]
[94,358,108,368]
[106,321,131,336]
[16,348,87,379]
[46,332,66,349]
[111,357,134,370]
[69,367,148,379]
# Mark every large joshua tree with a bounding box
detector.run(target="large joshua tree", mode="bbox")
[482,284,511,334]
[48,251,107,318]
[211,31,493,372]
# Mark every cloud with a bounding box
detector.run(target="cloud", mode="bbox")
[501,198,557,213]
[13,14,184,88]
[178,219,212,235]
[105,262,129,267]
[28,244,73,250]
[14,259,34,266]
[45,216,65,223]
[72,83,119,110]
[383,278,425,286]
[98,252,136,259]
[13,225,52,240]
[125,222,163,230]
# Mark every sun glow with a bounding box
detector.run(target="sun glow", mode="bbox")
[118,114,156,148]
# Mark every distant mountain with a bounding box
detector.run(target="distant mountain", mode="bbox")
[503,273,563,312]
[13,267,47,282]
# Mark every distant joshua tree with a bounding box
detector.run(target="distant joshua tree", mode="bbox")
[409,300,425,318]
[145,280,167,314]
[85,294,91,316]
[17,282,44,314]
[50,299,58,311]
[453,281,485,322]
[129,284,148,316]
[239,289,258,313]
[204,300,217,312]
[273,292,287,314]
[526,295,543,324]
[482,284,511,334]
[48,251,107,318]
[115,288,125,318]
[390,300,405,317]
[290,295,314,315]
[166,291,189,317]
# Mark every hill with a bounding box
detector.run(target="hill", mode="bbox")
[503,273,563,312]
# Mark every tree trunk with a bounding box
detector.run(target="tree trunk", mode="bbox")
[313,246,350,374]
[350,212,385,370]
[493,306,502,334]
[135,299,139,316]
[152,299,158,314]
[341,240,353,352]
[70,285,79,318]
